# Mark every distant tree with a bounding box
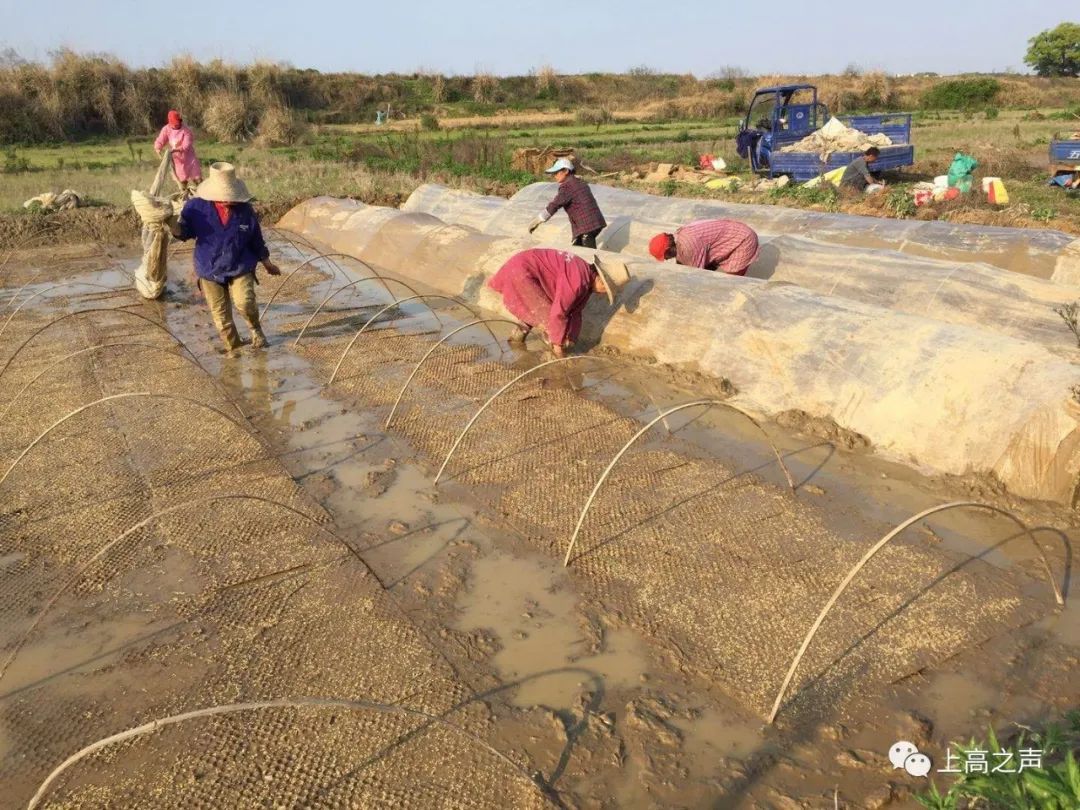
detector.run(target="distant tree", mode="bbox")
[0,47,27,67]
[707,66,747,81]
[1024,22,1080,77]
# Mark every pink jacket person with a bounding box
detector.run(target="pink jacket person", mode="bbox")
[154,113,202,183]
[488,248,595,346]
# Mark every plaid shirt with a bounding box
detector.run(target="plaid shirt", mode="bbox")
[544,175,607,238]
[674,219,760,275]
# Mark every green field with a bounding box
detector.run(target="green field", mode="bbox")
[3,110,1077,232]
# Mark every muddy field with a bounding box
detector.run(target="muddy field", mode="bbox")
[0,231,1077,808]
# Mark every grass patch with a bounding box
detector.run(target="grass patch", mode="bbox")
[766,182,840,211]
[1,107,1077,236]
[917,712,1080,810]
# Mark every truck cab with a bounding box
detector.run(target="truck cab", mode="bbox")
[737,84,915,181]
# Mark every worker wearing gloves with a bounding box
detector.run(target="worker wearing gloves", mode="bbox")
[154,110,202,196]
[488,248,630,357]
[170,162,280,354]
[528,158,607,248]
[648,219,760,276]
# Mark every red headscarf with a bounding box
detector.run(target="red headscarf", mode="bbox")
[167,110,182,128]
[649,233,674,261]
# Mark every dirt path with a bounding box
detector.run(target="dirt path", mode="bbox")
[0,238,1076,808]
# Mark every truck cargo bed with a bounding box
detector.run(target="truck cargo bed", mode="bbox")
[1050,138,1080,174]
[771,144,915,182]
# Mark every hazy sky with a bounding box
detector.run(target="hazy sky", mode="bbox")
[1,1,1076,76]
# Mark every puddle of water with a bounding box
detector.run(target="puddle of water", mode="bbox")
[1,610,180,700]
[1,547,203,698]
[671,707,765,763]
[1037,595,1080,648]
[65,267,134,289]
[456,552,646,710]
[914,671,999,738]
[332,461,476,583]
[249,351,482,586]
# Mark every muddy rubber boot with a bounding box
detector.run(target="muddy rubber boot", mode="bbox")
[219,327,243,355]
[507,325,530,345]
[250,328,269,349]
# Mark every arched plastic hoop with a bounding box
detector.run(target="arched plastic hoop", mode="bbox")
[26,697,556,810]
[0,281,130,340]
[563,399,795,567]
[4,245,130,312]
[0,223,63,275]
[0,308,195,385]
[766,501,1066,725]
[259,252,389,320]
[326,295,488,386]
[0,494,359,685]
[384,319,518,429]
[0,392,265,489]
[294,275,442,346]
[0,223,131,285]
[1,270,45,312]
[433,361,779,490]
[265,226,322,255]
[0,343,244,422]
[49,219,135,280]
[435,355,632,486]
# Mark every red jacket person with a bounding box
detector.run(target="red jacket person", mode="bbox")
[528,158,607,248]
[648,219,760,275]
[488,248,630,357]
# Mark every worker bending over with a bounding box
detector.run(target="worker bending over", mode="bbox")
[528,158,607,248]
[489,248,629,357]
[171,162,281,354]
[648,219,760,276]
[839,146,884,194]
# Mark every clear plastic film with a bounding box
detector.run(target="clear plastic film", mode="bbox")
[279,197,1080,504]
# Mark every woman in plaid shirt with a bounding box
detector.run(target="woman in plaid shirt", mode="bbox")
[528,158,607,247]
[648,219,760,276]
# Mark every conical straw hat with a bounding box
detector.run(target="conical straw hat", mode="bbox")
[592,254,631,306]
[196,162,253,203]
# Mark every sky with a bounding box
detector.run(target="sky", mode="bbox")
[1,0,1076,76]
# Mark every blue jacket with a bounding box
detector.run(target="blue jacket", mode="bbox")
[175,198,269,284]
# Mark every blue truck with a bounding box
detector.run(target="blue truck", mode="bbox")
[737,84,915,181]
[1050,135,1080,176]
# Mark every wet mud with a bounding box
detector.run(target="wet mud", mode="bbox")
[0,237,1076,808]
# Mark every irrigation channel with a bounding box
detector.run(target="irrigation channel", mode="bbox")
[0,228,1076,808]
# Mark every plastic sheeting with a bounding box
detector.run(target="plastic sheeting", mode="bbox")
[477,182,1080,283]
[279,197,1080,505]
[402,184,1080,357]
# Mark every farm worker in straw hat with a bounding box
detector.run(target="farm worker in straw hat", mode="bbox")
[154,110,202,195]
[648,219,760,276]
[170,162,281,353]
[527,157,607,248]
[488,248,630,357]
